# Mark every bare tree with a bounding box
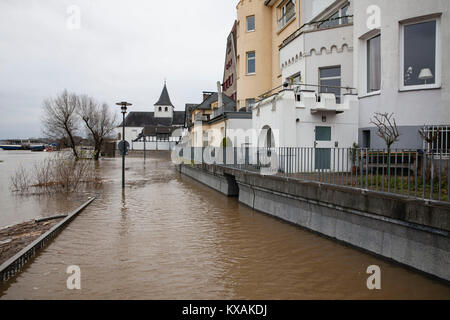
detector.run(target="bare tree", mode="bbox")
[78,95,117,160]
[370,112,400,174]
[418,126,439,151]
[419,126,440,180]
[42,90,80,159]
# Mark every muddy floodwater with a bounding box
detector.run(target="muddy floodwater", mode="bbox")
[0,150,450,299]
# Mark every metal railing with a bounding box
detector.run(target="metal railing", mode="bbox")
[179,147,449,203]
[257,83,356,103]
[0,197,96,283]
[281,15,353,48]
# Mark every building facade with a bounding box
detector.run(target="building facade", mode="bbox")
[222,21,238,102]
[251,0,359,171]
[354,0,450,150]
[186,92,252,149]
[236,0,302,111]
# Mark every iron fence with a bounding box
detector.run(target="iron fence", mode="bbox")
[179,146,449,203]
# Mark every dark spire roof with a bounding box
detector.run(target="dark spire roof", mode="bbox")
[154,81,174,107]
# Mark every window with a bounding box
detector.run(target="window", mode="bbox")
[362,130,371,148]
[319,66,341,103]
[315,126,332,141]
[279,0,296,30]
[341,3,350,24]
[367,34,381,93]
[246,98,255,110]
[247,16,255,32]
[158,107,162,112]
[288,72,301,85]
[318,3,350,29]
[165,107,168,112]
[247,52,255,74]
[401,18,439,89]
[422,125,450,153]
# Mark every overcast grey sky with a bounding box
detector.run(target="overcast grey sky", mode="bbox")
[0,0,238,139]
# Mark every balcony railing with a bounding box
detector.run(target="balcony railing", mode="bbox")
[194,113,209,122]
[212,107,225,119]
[281,15,353,48]
[257,83,356,101]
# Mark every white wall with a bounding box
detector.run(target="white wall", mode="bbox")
[301,0,336,23]
[353,0,450,148]
[131,141,177,151]
[253,90,358,148]
[115,126,142,143]
[154,105,173,118]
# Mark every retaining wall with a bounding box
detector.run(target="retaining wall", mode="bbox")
[179,164,450,282]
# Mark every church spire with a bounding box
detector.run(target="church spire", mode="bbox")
[154,81,174,107]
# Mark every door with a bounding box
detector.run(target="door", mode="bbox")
[315,126,333,170]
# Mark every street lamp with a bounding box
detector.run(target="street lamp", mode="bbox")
[116,101,132,188]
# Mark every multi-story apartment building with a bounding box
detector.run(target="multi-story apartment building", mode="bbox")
[253,0,359,167]
[236,0,301,111]
[222,21,238,103]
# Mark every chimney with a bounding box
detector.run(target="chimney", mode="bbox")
[217,81,223,110]
[203,92,213,101]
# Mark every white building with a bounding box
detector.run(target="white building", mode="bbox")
[354,0,450,150]
[256,0,450,155]
[252,0,358,171]
[118,82,185,151]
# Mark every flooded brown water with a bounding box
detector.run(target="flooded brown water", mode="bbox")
[0,151,450,299]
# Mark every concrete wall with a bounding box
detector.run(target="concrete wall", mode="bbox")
[180,164,450,281]
[179,164,239,196]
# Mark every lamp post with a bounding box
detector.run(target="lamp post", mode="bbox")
[116,101,132,188]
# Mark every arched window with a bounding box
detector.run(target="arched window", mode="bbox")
[159,107,162,112]
[165,107,168,112]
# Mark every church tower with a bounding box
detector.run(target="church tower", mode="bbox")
[154,81,174,118]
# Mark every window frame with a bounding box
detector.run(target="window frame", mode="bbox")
[246,51,256,75]
[278,0,296,30]
[318,66,342,103]
[318,2,350,29]
[246,98,256,110]
[366,33,381,95]
[399,16,441,91]
[246,15,255,32]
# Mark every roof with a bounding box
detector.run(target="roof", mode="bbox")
[120,111,185,127]
[195,92,236,111]
[154,83,174,107]
[142,125,178,136]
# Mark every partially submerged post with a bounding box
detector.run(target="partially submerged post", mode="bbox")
[116,101,132,188]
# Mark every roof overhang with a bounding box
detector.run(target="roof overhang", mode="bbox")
[264,0,277,7]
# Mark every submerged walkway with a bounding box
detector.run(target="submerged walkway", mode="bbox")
[1,154,450,299]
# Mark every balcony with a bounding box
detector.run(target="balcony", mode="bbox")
[212,107,225,119]
[194,113,209,122]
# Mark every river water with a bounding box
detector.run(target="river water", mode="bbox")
[0,150,449,299]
